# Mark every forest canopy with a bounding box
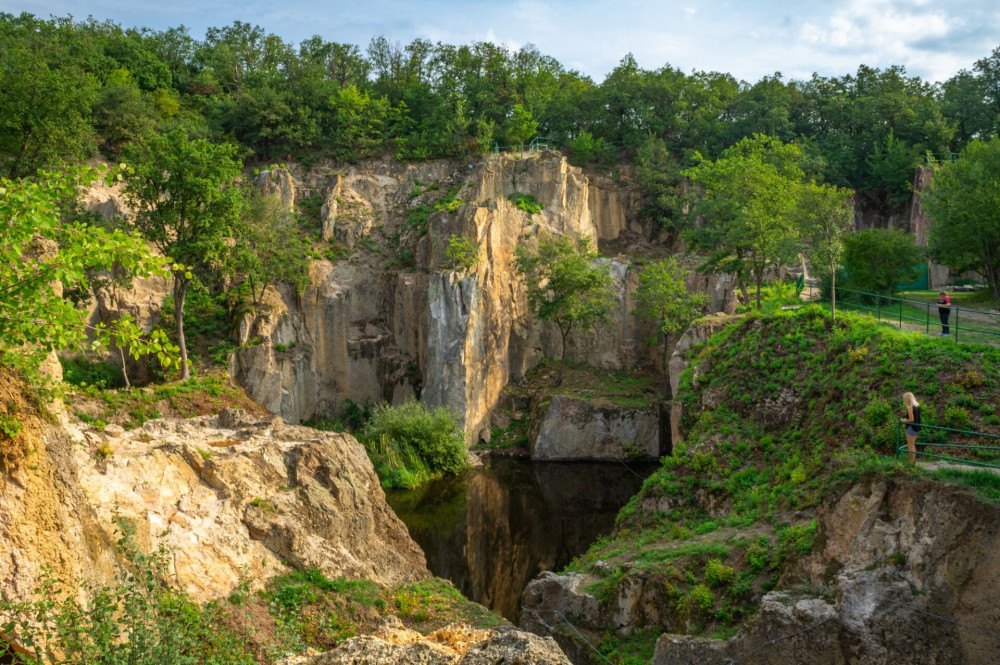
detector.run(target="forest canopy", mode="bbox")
[1,13,998,210]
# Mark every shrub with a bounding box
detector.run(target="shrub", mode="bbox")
[359,401,467,488]
[704,559,735,588]
[445,235,479,270]
[59,356,124,389]
[687,583,715,611]
[944,406,972,431]
[508,192,542,215]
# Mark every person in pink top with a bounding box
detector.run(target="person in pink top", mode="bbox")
[937,290,951,336]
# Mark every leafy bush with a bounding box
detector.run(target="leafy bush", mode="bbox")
[508,192,542,215]
[0,516,253,665]
[359,401,467,488]
[445,235,479,270]
[944,405,972,430]
[59,356,124,389]
[704,559,735,588]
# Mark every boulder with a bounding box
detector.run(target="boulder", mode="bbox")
[305,617,570,665]
[528,395,659,461]
[69,409,429,601]
[255,167,296,211]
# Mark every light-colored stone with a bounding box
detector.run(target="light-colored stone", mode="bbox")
[255,168,296,211]
[528,395,659,461]
[306,622,571,665]
[64,409,428,601]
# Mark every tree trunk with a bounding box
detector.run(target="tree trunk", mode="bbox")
[174,278,191,380]
[556,326,570,386]
[738,279,750,306]
[755,273,763,310]
[831,270,837,323]
[662,333,672,400]
[118,346,131,390]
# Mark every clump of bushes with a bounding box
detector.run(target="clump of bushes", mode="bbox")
[358,401,467,488]
[0,516,253,665]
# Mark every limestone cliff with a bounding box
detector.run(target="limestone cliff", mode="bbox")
[68,408,428,600]
[230,153,666,444]
[0,372,428,608]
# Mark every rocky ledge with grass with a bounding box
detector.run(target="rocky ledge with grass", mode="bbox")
[519,305,1000,665]
[66,406,429,600]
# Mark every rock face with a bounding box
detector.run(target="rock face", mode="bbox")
[231,153,668,445]
[650,478,1000,665]
[528,395,659,461]
[0,372,118,607]
[667,313,740,445]
[66,408,428,601]
[303,617,571,665]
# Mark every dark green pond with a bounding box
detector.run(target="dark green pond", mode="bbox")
[386,458,655,621]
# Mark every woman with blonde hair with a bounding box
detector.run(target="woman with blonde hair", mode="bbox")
[902,392,921,463]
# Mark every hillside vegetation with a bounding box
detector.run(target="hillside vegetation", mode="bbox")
[559,305,1000,660]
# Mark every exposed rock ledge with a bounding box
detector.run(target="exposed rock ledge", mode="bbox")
[68,408,429,601]
[284,616,571,665]
[528,395,660,461]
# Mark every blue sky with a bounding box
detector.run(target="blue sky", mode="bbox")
[5,0,998,82]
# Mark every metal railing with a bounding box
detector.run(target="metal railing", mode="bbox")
[822,287,1000,344]
[896,420,1000,469]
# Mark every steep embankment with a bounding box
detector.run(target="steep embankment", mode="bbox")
[0,370,430,609]
[522,306,1000,665]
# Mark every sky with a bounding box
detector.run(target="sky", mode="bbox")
[4,0,999,83]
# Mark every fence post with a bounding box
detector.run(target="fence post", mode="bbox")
[899,298,903,328]
[926,303,929,335]
[955,307,959,343]
[895,421,901,461]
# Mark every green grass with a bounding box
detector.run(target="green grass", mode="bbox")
[559,301,1000,640]
[931,467,1000,503]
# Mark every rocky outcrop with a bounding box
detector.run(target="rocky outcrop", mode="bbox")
[255,167,296,211]
[232,153,657,444]
[528,395,659,461]
[67,408,428,601]
[650,478,1000,665]
[0,372,118,607]
[300,616,571,665]
[667,313,740,445]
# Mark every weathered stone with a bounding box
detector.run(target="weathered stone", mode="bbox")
[255,167,296,211]
[528,395,659,461]
[306,621,571,665]
[67,413,429,601]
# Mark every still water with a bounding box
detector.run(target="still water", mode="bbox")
[386,458,655,621]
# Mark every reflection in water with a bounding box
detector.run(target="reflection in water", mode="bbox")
[386,459,653,621]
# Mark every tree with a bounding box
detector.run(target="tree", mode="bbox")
[0,166,169,382]
[0,47,98,178]
[634,258,706,396]
[514,234,615,385]
[634,137,688,248]
[124,131,242,379]
[798,182,853,321]
[923,138,1000,299]
[842,229,923,295]
[683,135,804,309]
[228,189,311,304]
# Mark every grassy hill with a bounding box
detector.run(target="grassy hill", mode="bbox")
[558,304,1000,662]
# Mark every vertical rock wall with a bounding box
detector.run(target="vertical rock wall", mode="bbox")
[231,154,653,442]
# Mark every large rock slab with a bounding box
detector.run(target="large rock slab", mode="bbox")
[528,395,659,461]
[305,617,570,665]
[70,409,429,601]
